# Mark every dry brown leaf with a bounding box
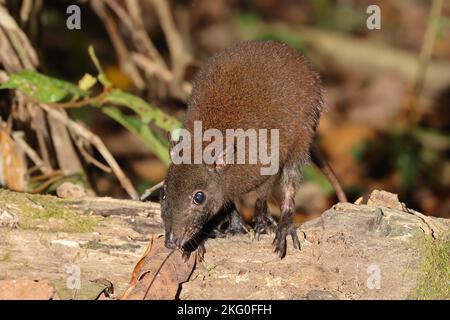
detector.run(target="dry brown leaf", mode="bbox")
[0,127,26,192]
[128,235,157,287]
[122,235,196,300]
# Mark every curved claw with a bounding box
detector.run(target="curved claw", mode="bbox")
[198,243,206,262]
[272,224,300,259]
[182,251,191,263]
[253,214,277,241]
[227,209,250,235]
[182,242,206,263]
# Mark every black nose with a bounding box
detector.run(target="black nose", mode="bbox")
[164,233,181,249]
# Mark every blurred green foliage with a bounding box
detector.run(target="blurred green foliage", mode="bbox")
[303,164,334,195]
[237,14,308,53]
[1,69,180,166]
[310,0,366,33]
[431,16,450,38]
[2,70,87,103]
[355,127,450,191]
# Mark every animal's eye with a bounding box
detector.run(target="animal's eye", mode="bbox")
[160,186,166,200]
[193,191,206,205]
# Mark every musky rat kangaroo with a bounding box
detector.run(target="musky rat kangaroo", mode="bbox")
[158,40,345,259]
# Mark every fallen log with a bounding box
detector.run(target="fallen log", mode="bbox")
[0,188,448,299]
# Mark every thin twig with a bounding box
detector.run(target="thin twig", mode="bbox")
[92,0,193,100]
[40,104,139,200]
[19,0,33,23]
[131,53,192,95]
[29,170,63,183]
[27,103,52,171]
[0,5,38,69]
[45,89,111,109]
[75,138,112,173]
[90,0,145,89]
[29,172,65,194]
[12,131,52,175]
[122,0,165,65]
[150,0,192,99]
[406,0,444,123]
[141,181,164,201]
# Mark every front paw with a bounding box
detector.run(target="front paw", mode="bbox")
[198,243,206,262]
[183,242,206,262]
[272,223,300,259]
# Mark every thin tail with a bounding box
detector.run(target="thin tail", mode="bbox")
[311,144,348,203]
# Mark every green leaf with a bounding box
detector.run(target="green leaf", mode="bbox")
[102,106,142,133]
[1,69,179,166]
[105,89,181,132]
[88,45,112,88]
[1,70,88,103]
[78,73,97,91]
[102,106,171,165]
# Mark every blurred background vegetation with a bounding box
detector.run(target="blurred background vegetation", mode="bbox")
[0,0,449,220]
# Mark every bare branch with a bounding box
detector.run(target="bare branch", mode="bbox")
[90,0,145,89]
[40,104,139,200]
[150,0,192,99]
[12,131,52,175]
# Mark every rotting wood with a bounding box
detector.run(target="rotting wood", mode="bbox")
[0,188,448,300]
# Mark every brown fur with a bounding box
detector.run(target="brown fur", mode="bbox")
[161,40,324,258]
[185,40,323,197]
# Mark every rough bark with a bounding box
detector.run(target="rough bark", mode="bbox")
[0,189,448,300]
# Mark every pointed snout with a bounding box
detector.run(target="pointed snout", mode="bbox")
[164,232,181,249]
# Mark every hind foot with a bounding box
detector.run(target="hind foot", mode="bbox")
[252,197,277,241]
[227,208,250,235]
[253,213,277,241]
[215,205,249,237]
[272,223,300,259]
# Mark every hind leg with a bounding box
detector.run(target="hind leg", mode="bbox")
[222,202,249,235]
[228,205,250,234]
[253,176,278,240]
[213,202,249,237]
[273,165,301,258]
